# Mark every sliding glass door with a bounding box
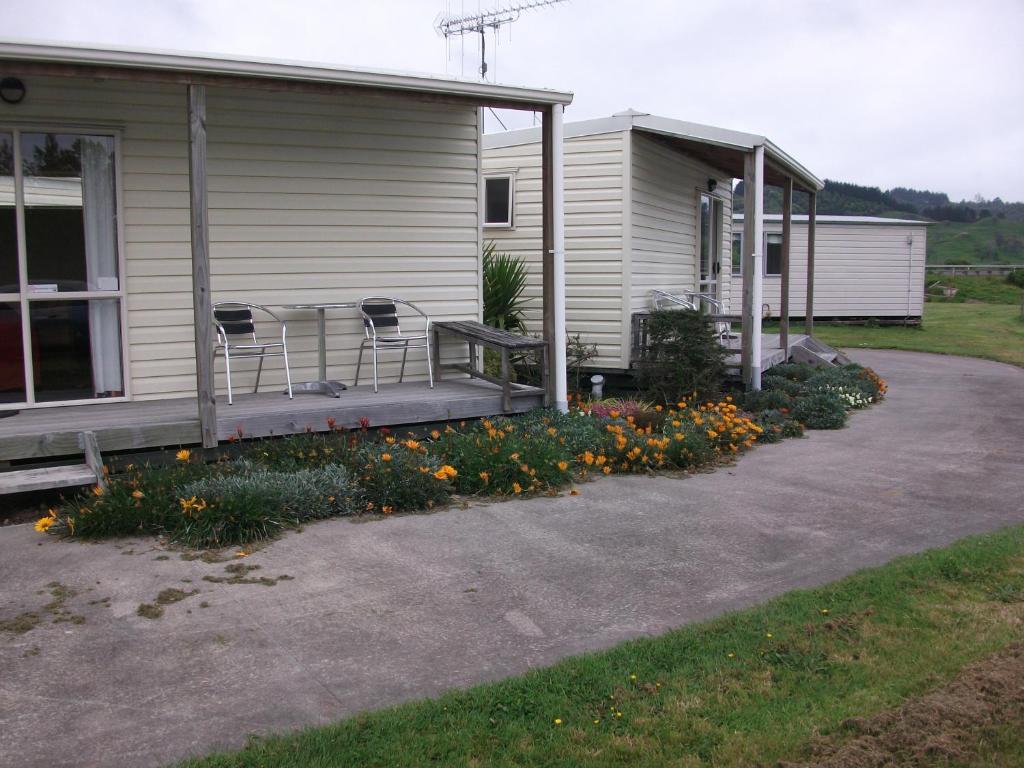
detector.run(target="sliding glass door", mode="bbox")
[0,129,125,407]
[697,192,724,302]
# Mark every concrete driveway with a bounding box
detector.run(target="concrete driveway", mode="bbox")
[1,350,1022,768]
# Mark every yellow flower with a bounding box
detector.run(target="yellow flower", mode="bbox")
[381,453,393,462]
[512,482,522,494]
[132,490,144,499]
[175,449,191,462]
[403,439,421,450]
[553,718,562,726]
[602,466,612,475]
[91,484,105,496]
[557,461,569,472]
[706,429,718,439]
[34,517,55,533]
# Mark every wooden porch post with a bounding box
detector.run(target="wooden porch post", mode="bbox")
[188,84,217,448]
[805,191,817,336]
[741,146,765,391]
[780,177,792,354]
[540,104,567,409]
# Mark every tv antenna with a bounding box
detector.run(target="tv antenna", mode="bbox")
[435,0,567,81]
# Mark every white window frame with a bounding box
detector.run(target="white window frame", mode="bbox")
[483,173,515,229]
[696,189,726,296]
[1,124,131,408]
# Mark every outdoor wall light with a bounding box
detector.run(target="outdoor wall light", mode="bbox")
[707,178,718,192]
[0,77,26,104]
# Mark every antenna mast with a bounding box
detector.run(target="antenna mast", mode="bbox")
[435,0,567,80]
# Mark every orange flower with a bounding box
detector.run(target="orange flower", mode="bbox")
[381,453,393,462]
[132,490,144,499]
[175,449,191,462]
[430,429,441,440]
[512,482,523,494]
[557,460,569,472]
[479,471,490,483]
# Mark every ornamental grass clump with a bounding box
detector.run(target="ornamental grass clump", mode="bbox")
[174,463,359,548]
[752,409,805,444]
[356,438,453,514]
[741,388,793,413]
[791,391,848,430]
[435,417,574,496]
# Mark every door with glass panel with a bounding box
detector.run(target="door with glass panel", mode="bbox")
[0,130,124,407]
[697,192,724,307]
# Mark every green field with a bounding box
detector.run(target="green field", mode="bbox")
[928,218,1024,265]
[181,527,1024,767]
[924,274,1024,304]
[813,303,1024,368]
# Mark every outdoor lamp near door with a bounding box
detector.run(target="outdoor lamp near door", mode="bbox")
[0,77,26,104]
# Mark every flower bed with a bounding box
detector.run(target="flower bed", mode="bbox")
[38,365,885,549]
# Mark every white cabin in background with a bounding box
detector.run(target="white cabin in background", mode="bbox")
[730,215,928,323]
[482,110,823,379]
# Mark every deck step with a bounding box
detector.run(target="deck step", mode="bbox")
[0,465,98,495]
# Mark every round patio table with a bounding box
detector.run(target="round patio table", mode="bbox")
[281,303,357,397]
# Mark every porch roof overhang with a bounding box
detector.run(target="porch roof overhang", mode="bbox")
[484,109,822,193]
[0,39,574,111]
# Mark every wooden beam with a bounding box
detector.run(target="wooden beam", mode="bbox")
[188,84,217,449]
[78,430,107,489]
[780,177,793,354]
[806,191,817,337]
[541,105,556,407]
[741,153,756,387]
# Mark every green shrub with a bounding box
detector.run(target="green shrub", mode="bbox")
[792,392,848,429]
[355,439,453,514]
[497,408,603,457]
[771,362,817,382]
[635,309,728,403]
[741,389,793,413]
[804,365,879,408]
[482,241,528,332]
[435,417,574,496]
[761,375,805,397]
[244,430,357,472]
[1007,269,1024,289]
[753,409,805,443]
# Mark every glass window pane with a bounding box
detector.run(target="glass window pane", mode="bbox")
[0,302,25,404]
[765,233,783,276]
[22,133,119,293]
[0,133,16,293]
[484,177,511,225]
[30,299,123,402]
[732,233,742,276]
[699,194,711,279]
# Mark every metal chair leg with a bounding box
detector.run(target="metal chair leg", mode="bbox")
[425,336,434,388]
[224,347,234,405]
[372,343,379,393]
[282,344,293,399]
[354,343,364,386]
[399,343,409,383]
[254,354,265,394]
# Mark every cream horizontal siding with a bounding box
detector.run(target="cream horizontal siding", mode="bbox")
[483,131,626,369]
[6,76,482,402]
[629,133,733,318]
[729,220,927,318]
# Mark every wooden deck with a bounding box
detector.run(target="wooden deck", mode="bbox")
[724,333,807,373]
[0,379,544,462]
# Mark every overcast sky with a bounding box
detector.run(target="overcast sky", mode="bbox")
[5,0,1023,201]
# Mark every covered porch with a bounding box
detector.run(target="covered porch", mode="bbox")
[0,41,572,475]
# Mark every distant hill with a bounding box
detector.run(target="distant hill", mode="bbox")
[733,179,1024,264]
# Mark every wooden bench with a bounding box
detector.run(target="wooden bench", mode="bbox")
[432,321,548,412]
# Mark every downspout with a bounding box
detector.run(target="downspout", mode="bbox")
[906,232,914,324]
[552,103,568,412]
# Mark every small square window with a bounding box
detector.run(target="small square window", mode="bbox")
[731,233,742,276]
[765,233,783,276]
[484,175,513,228]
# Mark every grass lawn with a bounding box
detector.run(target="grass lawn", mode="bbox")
[180,526,1024,767]
[812,303,1024,368]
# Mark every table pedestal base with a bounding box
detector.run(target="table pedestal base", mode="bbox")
[289,380,348,398]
